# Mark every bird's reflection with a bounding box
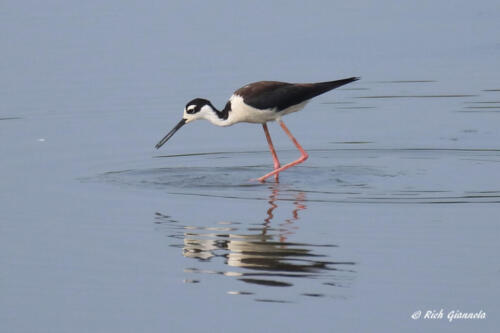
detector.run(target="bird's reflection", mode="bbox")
[154,185,355,301]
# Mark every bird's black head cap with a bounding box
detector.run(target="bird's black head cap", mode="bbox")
[185,98,212,114]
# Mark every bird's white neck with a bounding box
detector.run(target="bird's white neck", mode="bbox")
[203,105,231,126]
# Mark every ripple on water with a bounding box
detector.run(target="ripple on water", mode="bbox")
[94,148,500,204]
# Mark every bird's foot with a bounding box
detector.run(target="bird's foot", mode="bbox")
[255,174,279,183]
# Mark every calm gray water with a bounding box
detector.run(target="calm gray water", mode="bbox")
[1,1,499,332]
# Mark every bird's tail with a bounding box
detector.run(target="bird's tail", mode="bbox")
[301,77,360,100]
[318,77,360,91]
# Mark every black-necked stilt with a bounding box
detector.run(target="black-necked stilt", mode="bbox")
[155,77,360,182]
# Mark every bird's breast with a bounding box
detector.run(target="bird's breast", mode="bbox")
[227,95,288,125]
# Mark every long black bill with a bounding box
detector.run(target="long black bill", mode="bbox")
[155,118,187,149]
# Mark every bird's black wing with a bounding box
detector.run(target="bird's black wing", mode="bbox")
[236,77,359,111]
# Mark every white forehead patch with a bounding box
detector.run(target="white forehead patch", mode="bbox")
[186,105,196,111]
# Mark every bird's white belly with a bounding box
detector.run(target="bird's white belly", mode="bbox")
[226,95,308,125]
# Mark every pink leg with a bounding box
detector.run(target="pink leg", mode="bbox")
[258,120,309,183]
[262,123,281,182]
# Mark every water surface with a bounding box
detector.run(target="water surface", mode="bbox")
[1,1,499,332]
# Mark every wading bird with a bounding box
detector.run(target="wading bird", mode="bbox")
[155,77,359,182]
